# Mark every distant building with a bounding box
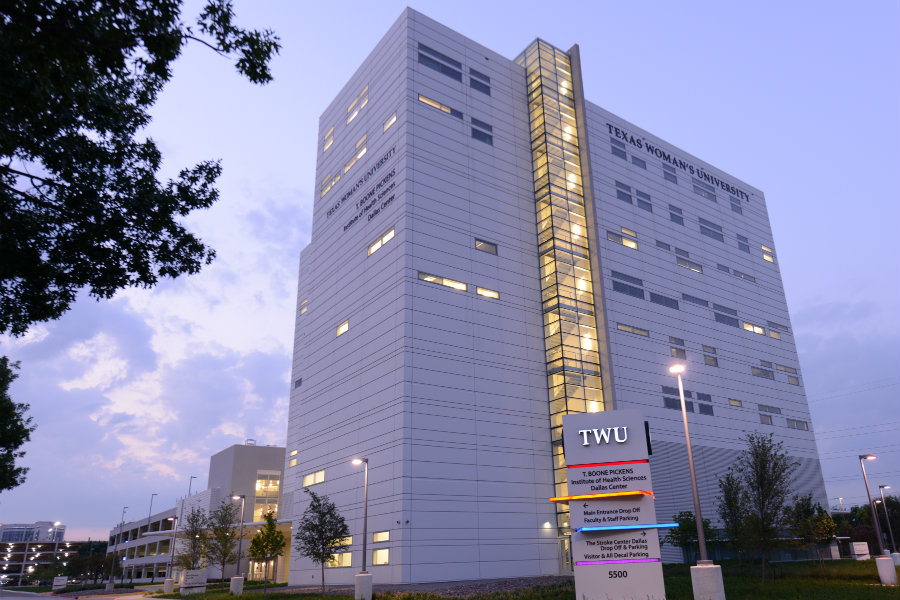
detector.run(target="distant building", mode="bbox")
[106,441,285,582]
[0,535,88,587]
[0,521,65,543]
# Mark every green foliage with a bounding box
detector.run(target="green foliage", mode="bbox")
[788,493,838,566]
[65,541,109,582]
[0,0,280,337]
[717,432,798,582]
[177,508,209,570]
[0,357,35,493]
[294,489,349,594]
[206,499,240,579]
[246,511,285,592]
[663,510,717,562]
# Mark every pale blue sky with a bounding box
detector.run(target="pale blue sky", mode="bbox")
[1,1,897,539]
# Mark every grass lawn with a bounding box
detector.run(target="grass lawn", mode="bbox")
[150,559,898,600]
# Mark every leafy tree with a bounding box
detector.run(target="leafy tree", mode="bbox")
[721,432,797,583]
[66,541,108,583]
[246,511,285,593]
[0,0,280,337]
[206,499,240,580]
[176,508,209,571]
[663,510,717,563]
[294,489,349,594]
[0,357,35,493]
[717,469,748,562]
[787,494,837,567]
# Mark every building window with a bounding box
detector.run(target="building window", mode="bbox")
[470,67,490,83]
[760,414,773,425]
[702,345,716,354]
[715,313,739,327]
[650,292,679,310]
[704,355,718,367]
[674,247,690,258]
[616,189,633,204]
[769,330,782,340]
[729,398,742,407]
[787,375,801,385]
[636,190,652,211]
[669,336,685,346]
[612,280,644,299]
[760,406,782,417]
[418,271,466,291]
[346,85,369,124]
[696,392,712,402]
[344,136,367,173]
[682,293,708,307]
[302,469,325,487]
[787,419,809,431]
[676,257,703,273]
[372,548,389,565]
[664,397,693,412]
[326,552,352,568]
[418,94,462,119]
[670,347,686,359]
[611,271,643,286]
[670,211,684,226]
[336,320,350,337]
[294,378,302,388]
[471,128,493,145]
[368,227,395,256]
[290,449,298,457]
[713,303,737,316]
[730,197,743,215]
[383,113,397,132]
[656,240,671,251]
[631,155,647,169]
[419,52,462,81]
[373,531,390,543]
[733,270,756,283]
[476,287,499,299]
[767,321,791,333]
[419,43,462,69]
[323,126,334,152]
[698,404,714,416]
[743,322,765,335]
[617,323,649,337]
[288,458,297,467]
[607,231,638,250]
[610,137,627,159]
[775,364,798,374]
[692,178,717,202]
[662,164,677,183]
[760,360,773,368]
[752,367,775,380]
[475,239,498,255]
[320,172,341,198]
[470,78,491,95]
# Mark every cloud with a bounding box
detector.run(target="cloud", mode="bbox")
[59,333,130,392]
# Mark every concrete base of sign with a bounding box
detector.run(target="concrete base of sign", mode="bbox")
[230,576,244,595]
[690,560,726,600]
[105,582,115,591]
[875,556,898,585]
[163,578,175,593]
[354,572,373,600]
[891,552,900,566]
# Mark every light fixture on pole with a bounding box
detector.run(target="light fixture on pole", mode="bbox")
[231,495,246,579]
[166,516,178,579]
[668,363,725,600]
[117,506,128,585]
[352,458,371,600]
[878,485,896,554]
[859,455,886,555]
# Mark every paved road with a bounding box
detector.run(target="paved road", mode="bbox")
[0,591,148,600]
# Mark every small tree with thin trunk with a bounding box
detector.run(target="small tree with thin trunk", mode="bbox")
[246,512,285,593]
[663,511,717,563]
[718,469,749,563]
[294,489,349,594]
[176,508,209,571]
[206,499,240,580]
[788,493,837,567]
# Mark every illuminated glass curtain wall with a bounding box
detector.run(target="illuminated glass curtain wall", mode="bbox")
[521,40,605,533]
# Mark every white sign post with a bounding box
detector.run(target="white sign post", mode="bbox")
[555,410,672,600]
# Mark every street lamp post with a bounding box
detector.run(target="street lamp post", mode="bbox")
[352,458,371,600]
[878,485,896,553]
[166,517,178,579]
[231,495,246,579]
[859,455,886,555]
[147,493,157,582]
[668,364,725,600]
[113,506,127,587]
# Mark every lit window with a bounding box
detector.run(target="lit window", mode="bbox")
[320,172,341,198]
[299,305,308,315]
[670,347,686,359]
[775,364,798,374]
[373,531,390,543]
[418,271,467,291]
[787,375,800,385]
[787,419,809,431]
[344,137,367,173]
[729,398,742,407]
[418,94,462,119]
[759,404,781,415]
[475,239,498,255]
[704,355,718,367]
[347,85,369,124]
[373,548,389,565]
[702,345,716,354]
[335,536,352,547]
[301,469,325,487]
[336,320,349,337]
[288,458,297,468]
[616,323,649,337]
[621,226,637,238]
[383,113,397,132]
[608,231,638,250]
[676,257,703,273]
[476,287,499,299]
[760,414,773,425]
[323,127,334,152]
[769,330,782,340]
[368,227,395,256]
[326,552,352,568]
[743,322,765,335]
[751,367,775,380]
[290,449,298,457]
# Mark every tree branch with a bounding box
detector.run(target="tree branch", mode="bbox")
[182,34,230,58]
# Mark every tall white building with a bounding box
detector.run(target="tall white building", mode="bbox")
[284,8,826,584]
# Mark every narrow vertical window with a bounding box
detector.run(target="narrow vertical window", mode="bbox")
[336,320,349,337]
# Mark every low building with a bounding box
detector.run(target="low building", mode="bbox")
[0,523,88,586]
